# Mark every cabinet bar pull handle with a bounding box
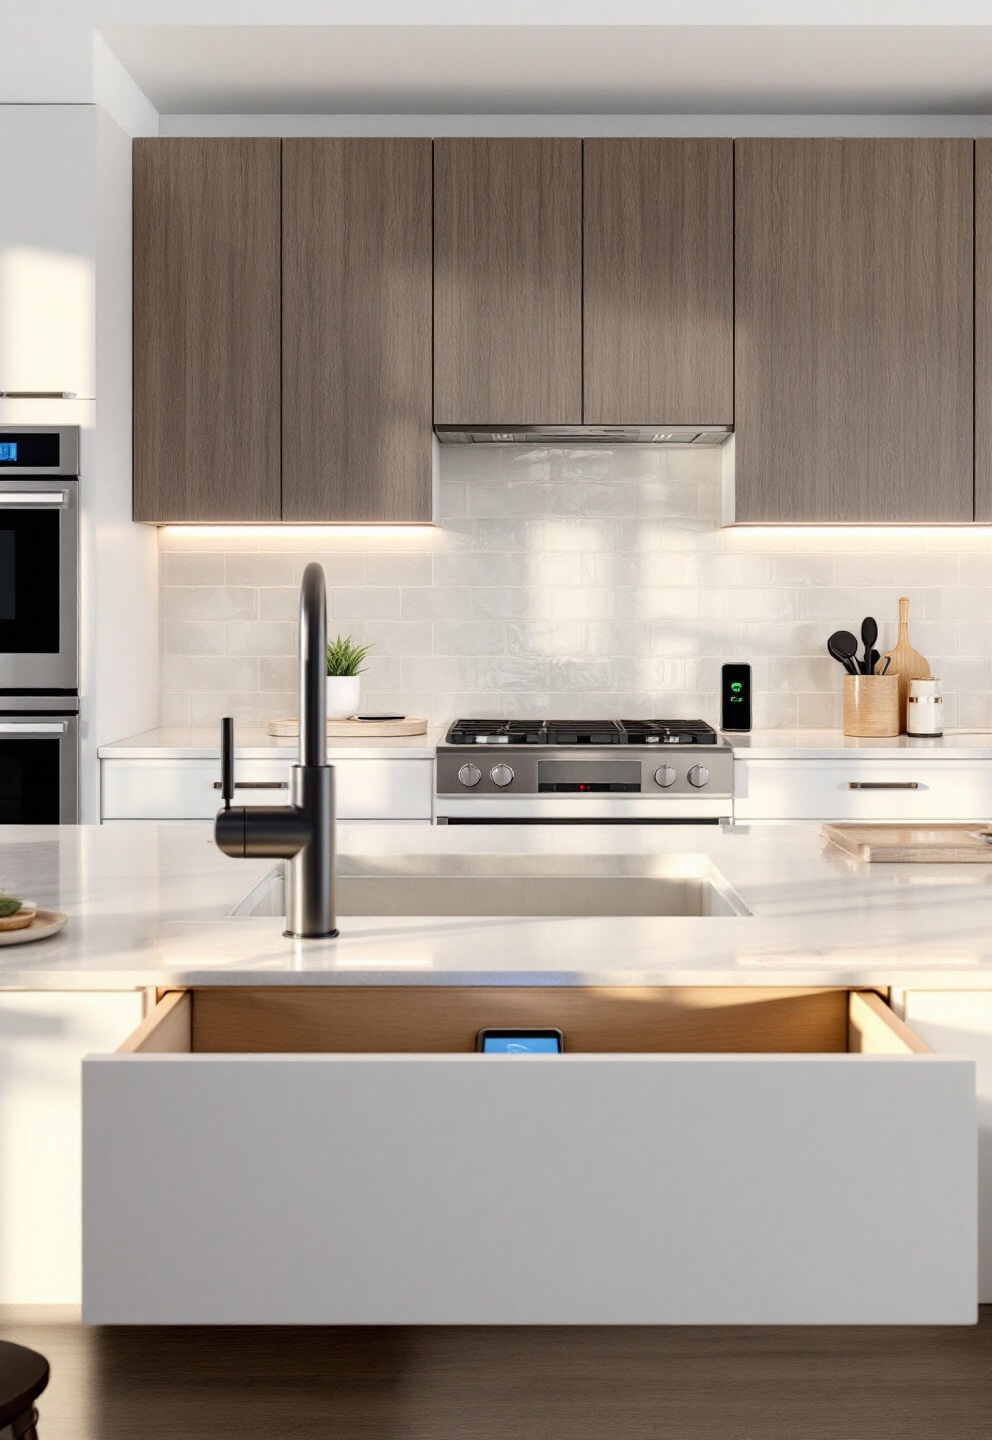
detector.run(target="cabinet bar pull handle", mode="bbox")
[0,390,78,399]
[847,781,923,790]
[212,780,289,791]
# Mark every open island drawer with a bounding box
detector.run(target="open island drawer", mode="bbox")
[82,986,976,1325]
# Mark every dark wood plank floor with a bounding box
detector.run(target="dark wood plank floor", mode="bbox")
[2,1311,991,1439]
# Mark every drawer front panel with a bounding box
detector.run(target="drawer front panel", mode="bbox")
[83,1051,975,1325]
[101,758,432,821]
[735,759,992,822]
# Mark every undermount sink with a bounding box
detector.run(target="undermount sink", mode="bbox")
[230,855,751,920]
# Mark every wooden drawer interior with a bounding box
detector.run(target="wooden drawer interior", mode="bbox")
[122,986,929,1058]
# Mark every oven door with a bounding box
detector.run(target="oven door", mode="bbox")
[0,480,78,691]
[0,711,79,823]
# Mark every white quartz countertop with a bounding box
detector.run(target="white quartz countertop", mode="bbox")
[4,820,992,991]
[729,729,992,760]
[98,726,441,761]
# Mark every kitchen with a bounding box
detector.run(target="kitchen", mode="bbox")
[5,7,992,1439]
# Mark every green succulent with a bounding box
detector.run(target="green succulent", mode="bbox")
[325,634,371,678]
[0,894,23,918]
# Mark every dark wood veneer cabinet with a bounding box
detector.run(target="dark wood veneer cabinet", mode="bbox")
[133,139,281,523]
[434,138,582,425]
[583,139,733,425]
[976,142,992,521]
[734,139,973,523]
[282,139,433,523]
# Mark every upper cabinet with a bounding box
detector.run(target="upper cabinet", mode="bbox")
[282,139,433,523]
[734,139,973,524]
[0,107,97,402]
[975,142,992,522]
[583,140,733,425]
[133,139,282,523]
[433,139,582,426]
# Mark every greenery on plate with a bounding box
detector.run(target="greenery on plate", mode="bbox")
[0,894,23,918]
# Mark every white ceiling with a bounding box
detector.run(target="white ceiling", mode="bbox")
[100,23,992,115]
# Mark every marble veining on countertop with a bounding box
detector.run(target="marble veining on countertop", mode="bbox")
[3,821,992,991]
[98,726,442,761]
[728,729,992,760]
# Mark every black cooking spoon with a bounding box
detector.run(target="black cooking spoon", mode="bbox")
[860,617,878,675]
[827,630,860,676]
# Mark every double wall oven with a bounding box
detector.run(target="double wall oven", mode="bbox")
[0,426,80,823]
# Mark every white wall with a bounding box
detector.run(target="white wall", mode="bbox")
[0,103,158,819]
[159,446,992,734]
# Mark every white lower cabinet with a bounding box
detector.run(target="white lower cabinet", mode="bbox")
[82,986,976,1325]
[893,991,992,1304]
[735,757,992,823]
[0,990,145,1304]
[100,756,433,822]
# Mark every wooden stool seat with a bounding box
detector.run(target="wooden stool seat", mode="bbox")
[0,1341,49,1437]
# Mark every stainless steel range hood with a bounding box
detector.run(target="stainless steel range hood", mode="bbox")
[435,424,732,446]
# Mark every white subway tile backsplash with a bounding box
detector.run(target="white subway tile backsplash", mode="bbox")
[159,448,992,731]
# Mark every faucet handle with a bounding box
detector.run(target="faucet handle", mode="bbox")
[220,716,235,808]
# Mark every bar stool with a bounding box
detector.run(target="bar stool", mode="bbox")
[0,1341,49,1439]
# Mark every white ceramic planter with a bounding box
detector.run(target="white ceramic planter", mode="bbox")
[325,675,361,721]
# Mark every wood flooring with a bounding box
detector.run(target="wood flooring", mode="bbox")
[2,1309,991,1439]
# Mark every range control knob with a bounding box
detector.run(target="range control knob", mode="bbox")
[688,764,710,789]
[490,763,515,788]
[654,763,678,788]
[457,763,482,788]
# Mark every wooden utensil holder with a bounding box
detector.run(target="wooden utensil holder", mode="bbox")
[843,674,901,737]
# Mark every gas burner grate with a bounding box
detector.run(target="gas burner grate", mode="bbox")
[544,720,624,745]
[445,719,547,745]
[620,720,719,745]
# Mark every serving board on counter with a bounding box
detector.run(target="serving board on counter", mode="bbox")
[267,716,428,738]
[824,823,992,863]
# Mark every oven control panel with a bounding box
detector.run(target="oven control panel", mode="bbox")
[437,746,733,798]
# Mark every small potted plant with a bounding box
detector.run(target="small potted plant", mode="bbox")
[325,635,370,720]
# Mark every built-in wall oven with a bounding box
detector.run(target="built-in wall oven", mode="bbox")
[0,695,79,824]
[0,426,80,822]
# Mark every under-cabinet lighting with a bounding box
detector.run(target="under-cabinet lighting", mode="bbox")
[159,525,436,538]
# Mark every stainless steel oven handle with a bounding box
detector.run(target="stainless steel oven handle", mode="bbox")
[0,491,69,507]
[0,722,68,735]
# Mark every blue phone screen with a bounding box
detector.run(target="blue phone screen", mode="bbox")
[482,1034,561,1054]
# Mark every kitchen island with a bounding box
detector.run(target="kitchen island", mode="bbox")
[1,821,988,1328]
[2,818,992,988]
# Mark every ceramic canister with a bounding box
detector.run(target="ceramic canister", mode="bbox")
[906,678,943,737]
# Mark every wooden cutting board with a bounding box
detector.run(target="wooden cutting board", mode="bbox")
[824,823,992,863]
[268,716,428,738]
[875,596,931,718]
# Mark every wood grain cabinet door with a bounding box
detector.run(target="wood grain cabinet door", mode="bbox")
[583,139,733,425]
[132,139,281,522]
[282,139,433,523]
[976,142,992,521]
[735,139,973,523]
[434,139,582,425]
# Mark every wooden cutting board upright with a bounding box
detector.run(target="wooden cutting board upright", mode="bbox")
[875,596,931,718]
[824,824,992,863]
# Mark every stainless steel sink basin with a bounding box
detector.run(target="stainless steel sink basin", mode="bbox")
[230,855,750,920]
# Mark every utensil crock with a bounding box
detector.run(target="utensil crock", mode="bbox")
[842,674,900,738]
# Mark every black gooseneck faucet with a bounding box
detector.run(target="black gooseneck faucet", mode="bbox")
[215,562,337,938]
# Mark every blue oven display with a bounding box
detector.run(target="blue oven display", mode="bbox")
[0,443,18,463]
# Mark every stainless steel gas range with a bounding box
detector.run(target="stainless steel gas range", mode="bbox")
[435,719,733,824]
